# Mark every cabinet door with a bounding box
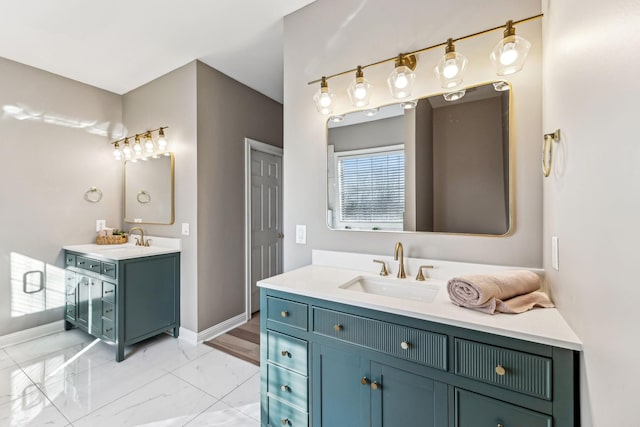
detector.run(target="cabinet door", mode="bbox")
[89,279,103,337]
[313,343,370,427]
[371,362,448,427]
[77,275,90,328]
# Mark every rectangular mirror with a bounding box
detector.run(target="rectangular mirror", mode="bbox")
[124,153,175,225]
[327,81,511,235]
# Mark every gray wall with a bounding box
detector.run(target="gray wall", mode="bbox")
[123,62,199,332]
[0,57,122,336]
[196,61,283,332]
[328,116,403,151]
[543,0,640,424]
[414,101,434,231]
[283,0,542,270]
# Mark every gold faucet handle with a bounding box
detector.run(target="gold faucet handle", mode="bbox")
[373,259,389,276]
[134,237,141,246]
[144,238,151,247]
[415,265,434,281]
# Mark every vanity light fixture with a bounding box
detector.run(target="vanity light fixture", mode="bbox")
[434,39,468,89]
[347,66,373,108]
[313,77,335,115]
[308,13,541,114]
[443,89,466,102]
[387,54,417,99]
[110,127,169,161]
[489,20,532,76]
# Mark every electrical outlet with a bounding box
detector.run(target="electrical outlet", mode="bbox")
[296,225,307,244]
[96,219,106,232]
[552,236,559,271]
[182,223,190,236]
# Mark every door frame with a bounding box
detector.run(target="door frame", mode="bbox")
[244,138,283,321]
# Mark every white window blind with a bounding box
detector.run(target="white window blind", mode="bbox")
[338,147,404,224]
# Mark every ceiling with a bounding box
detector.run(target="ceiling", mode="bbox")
[0,0,316,103]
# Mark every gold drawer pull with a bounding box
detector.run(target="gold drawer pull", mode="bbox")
[281,310,289,318]
[281,350,290,357]
[333,324,343,332]
[360,377,369,385]
[281,418,289,425]
[495,365,506,376]
[370,381,380,390]
[498,424,503,427]
[400,341,410,350]
[281,384,289,392]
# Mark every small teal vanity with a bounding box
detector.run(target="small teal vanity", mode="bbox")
[259,256,581,427]
[63,242,180,362]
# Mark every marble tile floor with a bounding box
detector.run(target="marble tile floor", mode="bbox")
[0,329,261,426]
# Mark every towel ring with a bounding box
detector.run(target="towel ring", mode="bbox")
[84,186,103,203]
[137,190,151,204]
[542,129,561,177]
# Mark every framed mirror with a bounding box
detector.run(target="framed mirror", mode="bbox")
[124,153,175,225]
[327,81,511,236]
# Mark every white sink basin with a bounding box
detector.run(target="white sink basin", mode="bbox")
[339,275,440,302]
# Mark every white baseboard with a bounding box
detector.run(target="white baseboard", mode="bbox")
[178,327,199,346]
[0,320,65,349]
[197,313,247,344]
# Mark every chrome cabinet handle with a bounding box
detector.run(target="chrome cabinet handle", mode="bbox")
[495,365,506,376]
[400,341,410,350]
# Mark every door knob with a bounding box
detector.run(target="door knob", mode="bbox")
[277,232,284,239]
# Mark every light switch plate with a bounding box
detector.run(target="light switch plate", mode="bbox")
[296,225,307,244]
[551,236,559,270]
[182,223,190,236]
[96,219,106,232]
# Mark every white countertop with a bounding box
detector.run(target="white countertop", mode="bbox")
[258,264,582,351]
[64,236,181,260]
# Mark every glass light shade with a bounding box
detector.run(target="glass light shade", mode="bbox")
[157,128,167,150]
[435,51,468,89]
[313,77,335,115]
[133,138,142,153]
[113,146,123,160]
[387,65,416,99]
[144,136,154,153]
[490,34,531,76]
[347,67,373,108]
[122,141,132,159]
[443,89,466,102]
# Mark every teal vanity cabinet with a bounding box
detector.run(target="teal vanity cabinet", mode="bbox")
[64,250,180,362]
[260,288,578,427]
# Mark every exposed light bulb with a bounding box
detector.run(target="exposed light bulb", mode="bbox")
[387,55,416,99]
[313,77,335,115]
[499,42,518,65]
[347,66,373,108]
[353,83,367,100]
[113,144,123,160]
[144,133,154,153]
[157,128,167,151]
[443,59,459,78]
[133,135,142,153]
[435,39,467,89]
[319,92,332,107]
[122,138,132,159]
[394,72,408,89]
[490,21,531,76]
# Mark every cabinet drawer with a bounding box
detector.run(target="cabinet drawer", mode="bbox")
[102,301,115,321]
[267,331,308,375]
[101,262,117,278]
[267,397,308,427]
[102,319,115,341]
[267,363,308,410]
[267,296,308,331]
[455,388,552,427]
[76,256,101,274]
[313,308,447,371]
[102,282,116,304]
[454,338,552,400]
[65,254,76,267]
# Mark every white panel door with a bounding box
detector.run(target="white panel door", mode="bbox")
[250,149,282,313]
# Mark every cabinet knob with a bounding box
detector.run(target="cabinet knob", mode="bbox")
[400,341,410,350]
[370,381,380,390]
[497,424,503,427]
[333,324,343,332]
[281,384,289,392]
[281,418,289,425]
[281,350,290,357]
[281,310,289,318]
[360,377,369,385]
[495,365,506,376]
[104,290,114,294]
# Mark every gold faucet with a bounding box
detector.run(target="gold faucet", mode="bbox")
[128,227,149,247]
[393,242,406,278]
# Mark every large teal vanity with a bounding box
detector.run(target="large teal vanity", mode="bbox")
[259,252,581,427]
[63,240,180,362]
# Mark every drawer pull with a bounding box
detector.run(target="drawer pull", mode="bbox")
[495,365,506,376]
[370,381,380,390]
[105,308,113,314]
[360,377,370,385]
[333,324,343,332]
[78,261,86,265]
[105,327,113,333]
[104,290,114,295]
[281,418,290,425]
[281,310,289,318]
[281,384,289,392]
[104,266,114,271]
[281,350,290,357]
[89,264,98,268]
[400,341,410,350]
[498,425,503,427]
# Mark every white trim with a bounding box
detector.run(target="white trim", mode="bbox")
[245,138,283,321]
[178,327,199,346]
[197,313,246,343]
[0,320,65,349]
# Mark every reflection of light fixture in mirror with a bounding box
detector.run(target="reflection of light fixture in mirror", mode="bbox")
[113,141,123,160]
[347,66,373,108]
[443,89,466,102]
[313,77,335,115]
[363,108,379,117]
[122,138,132,159]
[144,131,154,153]
[493,81,511,91]
[133,135,142,154]
[329,114,345,123]
[435,39,468,89]
[387,54,417,99]
[400,100,418,110]
[157,127,167,151]
[490,20,531,76]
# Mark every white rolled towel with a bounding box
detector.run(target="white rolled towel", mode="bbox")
[447,270,555,314]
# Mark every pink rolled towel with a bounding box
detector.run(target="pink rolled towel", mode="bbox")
[447,270,555,314]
